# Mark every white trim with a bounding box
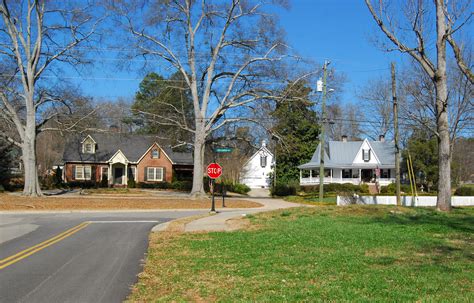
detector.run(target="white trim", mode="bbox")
[136,142,174,164]
[75,165,92,180]
[242,146,274,167]
[107,149,129,164]
[147,167,164,181]
[81,135,96,144]
[351,139,381,165]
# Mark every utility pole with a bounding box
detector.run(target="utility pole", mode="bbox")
[319,60,330,203]
[392,62,401,206]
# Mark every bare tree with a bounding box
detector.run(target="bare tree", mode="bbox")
[365,0,473,211]
[0,1,104,196]
[357,78,394,140]
[115,0,292,197]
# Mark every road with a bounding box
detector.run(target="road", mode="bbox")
[0,210,204,303]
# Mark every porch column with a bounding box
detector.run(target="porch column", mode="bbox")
[109,163,112,185]
[309,169,312,182]
[359,169,361,182]
[124,162,128,185]
[299,169,302,183]
[330,169,333,182]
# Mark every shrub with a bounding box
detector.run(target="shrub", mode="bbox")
[231,183,251,194]
[0,184,4,193]
[380,183,412,194]
[137,182,170,189]
[454,186,474,196]
[271,182,297,196]
[67,181,97,189]
[127,178,136,188]
[100,175,108,188]
[171,181,193,191]
[301,183,368,195]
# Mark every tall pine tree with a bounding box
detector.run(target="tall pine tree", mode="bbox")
[272,82,320,183]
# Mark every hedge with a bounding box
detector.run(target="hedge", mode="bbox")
[301,183,369,194]
[380,183,412,194]
[454,186,474,196]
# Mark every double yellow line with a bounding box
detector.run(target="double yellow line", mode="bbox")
[0,222,90,270]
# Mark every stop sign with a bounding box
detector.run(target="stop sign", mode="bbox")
[207,163,222,179]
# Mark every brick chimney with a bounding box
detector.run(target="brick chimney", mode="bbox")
[379,134,385,142]
[341,135,347,142]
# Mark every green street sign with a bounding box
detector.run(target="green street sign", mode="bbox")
[214,147,233,153]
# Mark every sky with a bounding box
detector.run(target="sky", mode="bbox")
[77,0,408,104]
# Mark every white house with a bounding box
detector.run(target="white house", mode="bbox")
[299,135,396,186]
[240,141,274,188]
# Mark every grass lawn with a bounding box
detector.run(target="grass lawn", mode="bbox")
[284,195,337,205]
[128,206,474,302]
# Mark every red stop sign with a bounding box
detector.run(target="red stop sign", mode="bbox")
[207,163,222,179]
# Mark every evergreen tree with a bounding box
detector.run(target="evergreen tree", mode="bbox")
[132,72,194,144]
[272,82,320,183]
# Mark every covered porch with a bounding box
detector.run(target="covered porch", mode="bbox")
[299,167,395,186]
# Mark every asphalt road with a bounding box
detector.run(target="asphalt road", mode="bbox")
[0,211,204,303]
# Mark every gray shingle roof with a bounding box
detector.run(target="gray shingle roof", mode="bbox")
[299,139,395,169]
[62,133,193,165]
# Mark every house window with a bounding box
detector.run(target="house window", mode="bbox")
[85,143,92,153]
[381,169,390,179]
[151,149,160,159]
[342,169,352,178]
[75,165,91,180]
[147,167,163,181]
[260,155,267,168]
[362,149,370,162]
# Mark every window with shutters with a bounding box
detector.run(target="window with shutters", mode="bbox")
[260,155,267,167]
[362,149,370,162]
[75,165,92,180]
[147,167,163,181]
[102,167,109,179]
[129,167,136,181]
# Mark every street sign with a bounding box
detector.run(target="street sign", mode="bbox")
[207,163,222,179]
[214,147,233,153]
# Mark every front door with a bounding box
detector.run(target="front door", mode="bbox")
[114,167,124,185]
[361,169,373,182]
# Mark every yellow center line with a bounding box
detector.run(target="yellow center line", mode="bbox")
[0,222,91,270]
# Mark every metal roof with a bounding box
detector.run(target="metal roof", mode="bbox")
[299,139,395,169]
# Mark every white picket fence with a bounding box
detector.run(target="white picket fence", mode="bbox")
[337,195,474,207]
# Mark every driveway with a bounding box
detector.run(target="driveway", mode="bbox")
[0,211,204,303]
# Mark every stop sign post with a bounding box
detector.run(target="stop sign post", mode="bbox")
[207,163,222,212]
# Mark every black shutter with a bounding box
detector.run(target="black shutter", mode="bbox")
[144,167,148,181]
[71,165,76,181]
[368,150,371,161]
[162,167,166,182]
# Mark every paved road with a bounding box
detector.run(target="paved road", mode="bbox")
[0,211,204,303]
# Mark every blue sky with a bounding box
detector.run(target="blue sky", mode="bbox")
[78,0,406,104]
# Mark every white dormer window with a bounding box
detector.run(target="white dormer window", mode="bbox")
[151,149,160,159]
[362,149,370,162]
[81,135,96,154]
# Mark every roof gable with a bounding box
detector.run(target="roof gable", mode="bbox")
[352,139,381,165]
[136,142,174,164]
[243,146,274,167]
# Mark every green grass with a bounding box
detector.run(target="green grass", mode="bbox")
[285,195,337,205]
[129,206,474,302]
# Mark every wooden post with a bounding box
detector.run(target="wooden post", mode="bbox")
[392,62,401,206]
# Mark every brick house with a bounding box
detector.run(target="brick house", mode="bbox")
[62,133,193,186]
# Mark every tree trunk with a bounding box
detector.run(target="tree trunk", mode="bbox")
[435,0,451,211]
[435,80,451,211]
[22,132,42,197]
[190,128,206,198]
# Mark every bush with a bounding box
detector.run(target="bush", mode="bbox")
[100,175,108,188]
[0,184,4,193]
[454,186,474,196]
[67,181,97,189]
[271,182,297,196]
[301,183,369,194]
[380,183,412,194]
[127,178,136,188]
[171,181,193,191]
[137,182,170,189]
[230,183,251,194]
